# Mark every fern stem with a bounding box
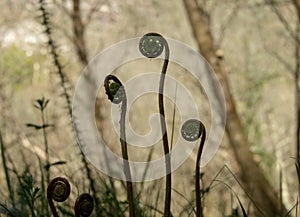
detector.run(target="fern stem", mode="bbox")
[157,35,172,217]
[104,75,136,217]
[195,126,206,217]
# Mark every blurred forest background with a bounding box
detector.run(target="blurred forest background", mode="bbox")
[0,0,299,216]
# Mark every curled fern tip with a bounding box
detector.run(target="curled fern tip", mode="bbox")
[139,32,165,58]
[181,119,204,142]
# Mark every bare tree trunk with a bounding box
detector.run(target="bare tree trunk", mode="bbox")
[182,0,287,216]
[291,0,300,199]
[72,0,88,65]
[292,0,300,168]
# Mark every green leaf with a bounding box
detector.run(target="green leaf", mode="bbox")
[33,187,41,200]
[24,174,33,187]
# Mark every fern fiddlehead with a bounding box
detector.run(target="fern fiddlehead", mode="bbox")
[74,193,94,217]
[47,177,71,217]
[47,177,94,217]
[139,32,172,217]
[181,119,206,217]
[104,75,136,217]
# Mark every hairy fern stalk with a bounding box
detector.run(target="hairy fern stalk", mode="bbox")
[37,1,101,215]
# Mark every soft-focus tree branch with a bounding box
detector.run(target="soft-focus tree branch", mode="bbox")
[53,0,104,65]
[216,1,240,47]
[265,0,300,44]
[83,0,103,26]
[263,43,294,74]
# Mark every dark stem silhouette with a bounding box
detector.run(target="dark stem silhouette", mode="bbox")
[104,75,136,217]
[139,32,171,217]
[181,119,206,217]
[195,124,206,217]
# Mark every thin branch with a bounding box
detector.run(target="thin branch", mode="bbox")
[50,22,74,44]
[264,46,295,74]
[216,0,241,46]
[265,0,300,44]
[83,0,103,26]
[53,0,72,18]
[250,5,295,74]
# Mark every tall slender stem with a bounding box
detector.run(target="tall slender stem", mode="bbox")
[181,119,206,217]
[104,75,136,217]
[139,32,171,216]
[157,38,172,217]
[48,197,59,217]
[120,94,136,217]
[195,126,206,217]
[41,107,50,185]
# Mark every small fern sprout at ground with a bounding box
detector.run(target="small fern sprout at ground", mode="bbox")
[47,177,94,217]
